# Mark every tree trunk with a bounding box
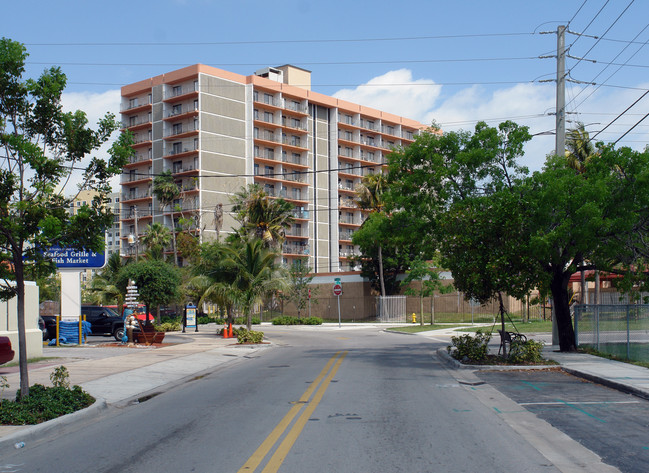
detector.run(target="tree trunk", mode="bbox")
[419,293,424,326]
[378,245,386,297]
[550,269,577,352]
[170,209,178,266]
[246,311,252,331]
[498,292,507,358]
[15,258,30,398]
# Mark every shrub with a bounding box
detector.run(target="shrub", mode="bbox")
[155,321,181,332]
[1,366,94,425]
[447,330,491,362]
[272,316,299,325]
[235,327,264,344]
[272,316,322,325]
[508,339,544,364]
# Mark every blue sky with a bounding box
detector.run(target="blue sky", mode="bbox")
[5,0,649,173]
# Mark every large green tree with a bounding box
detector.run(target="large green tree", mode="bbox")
[387,120,649,352]
[0,38,132,396]
[117,260,182,325]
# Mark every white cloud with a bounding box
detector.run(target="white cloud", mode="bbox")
[332,69,649,172]
[333,69,442,121]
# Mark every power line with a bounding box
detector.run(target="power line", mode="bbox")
[23,32,534,47]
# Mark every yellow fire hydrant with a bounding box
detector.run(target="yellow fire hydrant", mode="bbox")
[411,313,417,323]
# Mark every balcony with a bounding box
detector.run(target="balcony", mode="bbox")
[172,164,198,175]
[281,117,308,132]
[281,136,307,150]
[163,84,199,102]
[285,226,308,238]
[164,145,198,158]
[121,173,153,185]
[121,100,151,114]
[282,243,309,255]
[339,231,355,241]
[282,99,308,114]
[125,153,152,167]
[164,106,199,122]
[291,209,309,219]
[123,116,152,131]
[163,123,198,139]
[122,190,152,203]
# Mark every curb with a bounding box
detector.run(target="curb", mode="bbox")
[0,397,108,456]
[561,367,649,402]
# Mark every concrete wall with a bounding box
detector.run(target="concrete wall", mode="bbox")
[0,282,43,362]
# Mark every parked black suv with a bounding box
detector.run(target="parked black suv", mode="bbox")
[42,305,125,341]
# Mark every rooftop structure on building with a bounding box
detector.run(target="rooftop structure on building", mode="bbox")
[119,64,424,271]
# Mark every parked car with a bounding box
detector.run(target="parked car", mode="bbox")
[0,337,15,365]
[42,305,125,341]
[38,316,48,341]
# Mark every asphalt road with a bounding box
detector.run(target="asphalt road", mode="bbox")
[0,326,619,472]
[477,369,649,473]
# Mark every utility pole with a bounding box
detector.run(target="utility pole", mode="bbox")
[134,207,139,262]
[552,25,566,347]
[555,25,566,159]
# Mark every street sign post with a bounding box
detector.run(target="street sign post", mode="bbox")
[333,281,343,328]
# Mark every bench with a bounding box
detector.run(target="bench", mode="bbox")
[497,329,526,355]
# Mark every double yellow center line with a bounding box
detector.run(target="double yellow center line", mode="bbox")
[238,351,348,473]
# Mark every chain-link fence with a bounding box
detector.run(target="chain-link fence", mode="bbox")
[574,304,649,362]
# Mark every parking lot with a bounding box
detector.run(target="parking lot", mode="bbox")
[477,368,649,473]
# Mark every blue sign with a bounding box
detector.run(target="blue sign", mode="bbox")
[44,246,106,269]
[186,304,197,329]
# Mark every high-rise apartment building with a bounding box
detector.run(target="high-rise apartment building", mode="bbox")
[119,64,424,272]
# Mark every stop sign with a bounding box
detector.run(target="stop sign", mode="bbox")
[333,283,343,296]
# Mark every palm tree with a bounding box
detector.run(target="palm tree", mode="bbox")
[231,184,294,248]
[565,123,596,173]
[221,238,286,330]
[354,173,388,297]
[140,222,172,260]
[153,170,181,266]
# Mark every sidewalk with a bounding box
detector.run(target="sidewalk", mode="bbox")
[0,329,271,452]
[421,327,649,400]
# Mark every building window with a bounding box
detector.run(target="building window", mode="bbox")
[129,98,137,109]
[264,93,273,105]
[264,111,273,123]
[254,109,259,120]
[264,165,274,176]
[254,145,260,156]
[172,123,182,135]
[172,104,182,116]
[129,116,137,126]
[253,90,259,102]
[172,142,182,154]
[265,148,274,160]
[173,85,182,97]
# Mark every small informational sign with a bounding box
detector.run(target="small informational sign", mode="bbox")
[45,246,106,269]
[186,304,197,329]
[333,283,343,296]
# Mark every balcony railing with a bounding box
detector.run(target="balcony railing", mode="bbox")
[164,123,198,138]
[122,173,153,183]
[165,145,198,156]
[282,243,309,255]
[172,165,196,174]
[122,190,152,201]
[291,209,309,219]
[167,104,198,118]
[123,116,151,128]
[339,231,355,241]
[165,84,198,100]
[283,100,307,113]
